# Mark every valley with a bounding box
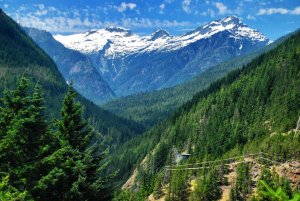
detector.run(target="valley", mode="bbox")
[0,1,299,200]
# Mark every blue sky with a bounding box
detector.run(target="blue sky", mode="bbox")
[1,0,299,40]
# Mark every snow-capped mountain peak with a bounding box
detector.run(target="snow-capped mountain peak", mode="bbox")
[150,29,170,40]
[49,16,271,97]
[188,16,268,43]
[220,15,241,24]
[54,16,269,55]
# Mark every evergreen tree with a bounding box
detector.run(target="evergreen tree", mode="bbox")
[57,82,91,151]
[190,168,221,201]
[43,83,112,200]
[0,175,32,201]
[0,77,52,190]
[0,78,112,200]
[167,168,189,201]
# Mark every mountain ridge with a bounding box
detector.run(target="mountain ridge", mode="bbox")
[54,16,268,55]
[24,27,116,104]
[51,15,270,97]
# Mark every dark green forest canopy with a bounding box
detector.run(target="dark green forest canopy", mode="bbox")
[109,31,300,185]
[0,9,144,149]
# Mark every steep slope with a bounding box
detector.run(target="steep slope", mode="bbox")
[0,9,143,148]
[54,16,270,97]
[109,31,300,186]
[24,27,115,104]
[102,32,289,128]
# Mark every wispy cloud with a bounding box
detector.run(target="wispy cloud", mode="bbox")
[121,18,191,29]
[117,2,137,12]
[213,2,230,15]
[182,0,191,13]
[247,14,255,20]
[258,6,300,15]
[9,4,191,33]
[159,4,165,14]
[291,6,300,15]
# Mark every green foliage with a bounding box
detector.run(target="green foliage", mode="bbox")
[255,180,300,201]
[0,175,32,201]
[253,167,299,201]
[230,163,252,201]
[166,168,189,201]
[153,174,164,199]
[189,168,222,201]
[57,83,91,151]
[0,77,55,191]
[0,78,113,200]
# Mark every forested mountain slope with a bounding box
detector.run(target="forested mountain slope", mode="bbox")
[110,30,300,193]
[24,27,116,104]
[0,9,143,148]
[103,32,292,128]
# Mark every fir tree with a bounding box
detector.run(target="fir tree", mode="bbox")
[57,83,91,151]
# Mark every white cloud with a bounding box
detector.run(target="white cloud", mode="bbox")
[182,0,191,13]
[213,2,229,15]
[291,6,300,15]
[258,8,288,15]
[247,14,255,20]
[258,6,300,15]
[10,9,190,33]
[117,2,137,12]
[120,18,191,29]
[8,3,194,33]
[36,4,45,10]
[159,4,165,14]
[48,7,57,12]
[35,9,48,16]
[4,4,8,8]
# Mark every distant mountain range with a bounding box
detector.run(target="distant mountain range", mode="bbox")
[26,16,270,103]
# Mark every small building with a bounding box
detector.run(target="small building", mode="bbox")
[176,153,191,165]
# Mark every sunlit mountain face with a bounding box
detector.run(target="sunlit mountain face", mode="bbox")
[51,16,269,97]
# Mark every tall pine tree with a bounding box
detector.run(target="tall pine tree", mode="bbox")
[0,77,52,190]
[0,78,112,200]
[57,83,91,151]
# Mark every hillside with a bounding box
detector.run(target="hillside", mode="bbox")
[24,27,116,104]
[110,30,300,198]
[0,9,143,149]
[102,33,290,128]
